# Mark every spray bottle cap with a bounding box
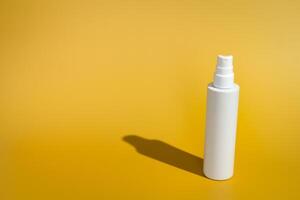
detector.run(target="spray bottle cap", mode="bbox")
[213,55,234,88]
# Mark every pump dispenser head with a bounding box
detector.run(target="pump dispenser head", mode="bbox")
[213,55,234,88]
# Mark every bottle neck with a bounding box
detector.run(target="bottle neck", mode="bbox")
[213,55,235,89]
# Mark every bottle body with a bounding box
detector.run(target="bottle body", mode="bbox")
[203,83,239,180]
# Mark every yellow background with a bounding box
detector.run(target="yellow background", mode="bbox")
[1,0,300,199]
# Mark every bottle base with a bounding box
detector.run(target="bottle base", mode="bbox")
[203,170,233,181]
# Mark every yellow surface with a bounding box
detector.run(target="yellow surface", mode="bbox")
[1,0,300,199]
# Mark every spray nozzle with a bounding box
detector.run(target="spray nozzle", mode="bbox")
[217,55,233,68]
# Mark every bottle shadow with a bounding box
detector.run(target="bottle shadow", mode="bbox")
[123,135,204,177]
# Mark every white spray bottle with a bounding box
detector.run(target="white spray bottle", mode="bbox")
[203,55,240,180]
